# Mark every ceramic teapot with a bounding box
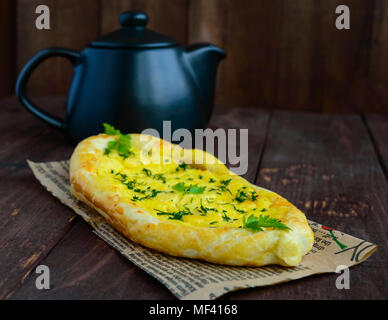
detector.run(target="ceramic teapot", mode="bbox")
[16,11,226,143]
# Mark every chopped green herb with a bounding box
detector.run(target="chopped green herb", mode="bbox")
[209,221,218,225]
[222,212,231,222]
[250,191,258,201]
[199,199,217,215]
[103,123,133,158]
[155,209,192,221]
[112,171,137,189]
[209,178,216,183]
[242,214,291,232]
[172,182,206,195]
[219,185,232,195]
[189,184,206,194]
[220,178,232,186]
[142,168,152,177]
[134,188,146,194]
[235,188,258,203]
[131,189,163,201]
[153,173,166,184]
[131,195,140,201]
[233,205,246,214]
[176,163,190,171]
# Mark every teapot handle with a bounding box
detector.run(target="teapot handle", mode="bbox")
[15,48,81,130]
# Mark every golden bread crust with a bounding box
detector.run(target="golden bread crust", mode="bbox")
[70,134,314,266]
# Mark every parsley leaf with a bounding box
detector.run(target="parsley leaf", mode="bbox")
[172,182,185,192]
[242,214,291,232]
[103,123,121,135]
[188,184,206,194]
[103,123,133,158]
[172,182,206,194]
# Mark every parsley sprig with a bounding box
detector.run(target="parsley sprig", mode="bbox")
[103,123,133,158]
[242,214,291,232]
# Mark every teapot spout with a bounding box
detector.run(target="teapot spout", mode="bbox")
[185,43,226,106]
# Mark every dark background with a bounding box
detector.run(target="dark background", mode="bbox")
[1,0,388,114]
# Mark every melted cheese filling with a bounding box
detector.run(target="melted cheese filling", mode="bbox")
[94,140,287,229]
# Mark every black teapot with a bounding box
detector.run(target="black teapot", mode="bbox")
[16,11,226,143]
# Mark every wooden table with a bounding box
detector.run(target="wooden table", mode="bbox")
[1,96,387,300]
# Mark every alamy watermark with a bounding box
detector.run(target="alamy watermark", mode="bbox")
[35,265,50,290]
[35,5,50,30]
[335,5,350,30]
[335,265,350,290]
[140,121,249,175]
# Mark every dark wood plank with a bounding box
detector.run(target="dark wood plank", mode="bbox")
[16,0,100,95]
[277,0,379,113]
[0,97,77,299]
[0,96,69,167]
[9,106,270,299]
[228,111,388,299]
[351,0,388,114]
[10,221,175,300]
[188,0,388,113]
[209,107,271,182]
[0,0,15,98]
[365,114,388,178]
[11,0,388,114]
[188,0,283,109]
[100,0,189,45]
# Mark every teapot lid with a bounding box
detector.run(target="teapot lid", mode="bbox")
[91,11,177,49]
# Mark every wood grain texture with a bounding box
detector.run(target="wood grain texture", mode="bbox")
[351,0,388,114]
[1,97,388,299]
[9,0,388,113]
[0,97,75,299]
[365,113,388,178]
[228,111,388,299]
[10,221,175,300]
[16,0,99,95]
[0,96,69,167]
[188,0,283,109]
[0,0,15,98]
[100,0,188,44]
[8,104,270,300]
[209,106,270,182]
